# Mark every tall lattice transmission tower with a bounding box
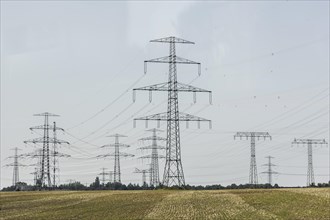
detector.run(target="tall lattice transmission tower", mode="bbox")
[234,132,272,185]
[4,147,25,186]
[23,148,69,187]
[138,129,165,187]
[98,134,134,184]
[292,138,328,186]
[134,168,151,186]
[24,112,69,187]
[261,156,278,185]
[98,167,108,186]
[133,36,212,186]
[108,171,114,183]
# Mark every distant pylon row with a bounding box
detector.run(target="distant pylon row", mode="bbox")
[234,131,328,186]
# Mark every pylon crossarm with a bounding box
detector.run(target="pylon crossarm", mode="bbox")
[134,112,211,129]
[262,163,276,166]
[33,112,59,117]
[135,112,168,121]
[30,125,48,130]
[30,125,64,131]
[261,171,278,174]
[178,112,212,129]
[292,139,328,145]
[138,145,166,150]
[134,82,169,91]
[53,139,70,145]
[144,56,201,75]
[134,168,151,173]
[21,151,70,158]
[97,152,134,158]
[107,134,127,138]
[24,138,69,144]
[101,143,130,148]
[234,132,271,140]
[54,152,71,158]
[178,112,209,121]
[139,136,167,141]
[139,155,165,160]
[134,112,210,121]
[133,82,168,102]
[150,36,194,44]
[3,162,26,167]
[145,56,199,64]
[18,152,37,158]
[133,82,211,104]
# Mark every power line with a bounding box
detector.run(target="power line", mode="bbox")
[67,74,145,130]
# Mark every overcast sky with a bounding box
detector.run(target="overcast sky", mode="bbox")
[1,1,329,188]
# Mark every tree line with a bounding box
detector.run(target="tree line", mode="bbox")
[2,177,329,191]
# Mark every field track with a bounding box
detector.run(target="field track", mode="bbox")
[1,188,329,220]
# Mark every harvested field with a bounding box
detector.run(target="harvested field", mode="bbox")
[0,188,329,219]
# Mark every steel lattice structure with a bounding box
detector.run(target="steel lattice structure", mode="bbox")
[261,156,278,185]
[138,128,165,187]
[98,134,134,184]
[4,147,25,186]
[22,146,70,187]
[134,168,151,186]
[292,138,328,186]
[98,167,108,186]
[24,112,69,188]
[133,36,212,187]
[234,132,272,185]
[108,171,114,183]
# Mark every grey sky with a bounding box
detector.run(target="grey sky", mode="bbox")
[1,1,329,188]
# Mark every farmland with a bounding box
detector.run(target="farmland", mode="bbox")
[1,188,329,220]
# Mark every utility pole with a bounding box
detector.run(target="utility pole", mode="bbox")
[134,168,151,186]
[4,147,25,186]
[261,156,278,185]
[133,36,212,187]
[292,138,328,186]
[138,129,165,187]
[234,132,272,185]
[98,134,134,184]
[24,112,69,188]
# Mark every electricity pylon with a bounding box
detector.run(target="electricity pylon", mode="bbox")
[134,168,151,186]
[22,148,70,187]
[98,134,134,184]
[292,138,328,186]
[138,129,165,187]
[30,167,38,186]
[234,132,272,185]
[108,171,114,183]
[4,147,25,186]
[133,36,212,187]
[261,156,278,185]
[24,112,69,187]
[98,167,108,186]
